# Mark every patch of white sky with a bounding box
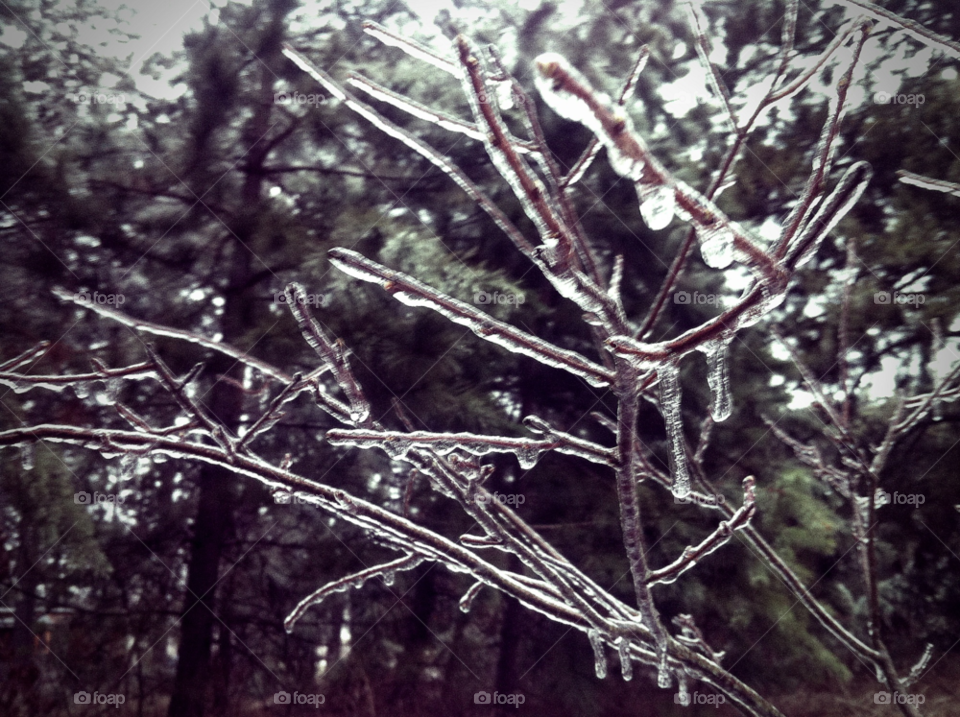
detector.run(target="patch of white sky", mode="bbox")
[1,0,252,100]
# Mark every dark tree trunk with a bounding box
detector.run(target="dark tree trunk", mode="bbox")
[167,4,291,713]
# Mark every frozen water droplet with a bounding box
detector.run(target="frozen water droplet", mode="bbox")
[105,378,120,403]
[588,629,607,679]
[382,570,395,586]
[618,638,633,681]
[697,225,735,269]
[495,80,515,110]
[73,382,90,399]
[638,184,676,231]
[699,338,733,422]
[152,453,168,464]
[658,363,690,497]
[21,443,35,471]
[517,445,540,470]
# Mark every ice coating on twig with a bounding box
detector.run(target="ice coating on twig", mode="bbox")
[787,161,872,269]
[459,581,484,613]
[360,21,460,74]
[328,248,614,387]
[326,427,616,468]
[285,553,426,633]
[824,0,960,59]
[897,170,960,198]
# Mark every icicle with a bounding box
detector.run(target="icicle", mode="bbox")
[658,363,690,497]
[657,654,671,688]
[638,184,676,231]
[698,338,733,422]
[874,662,885,684]
[119,453,136,481]
[617,637,633,681]
[677,672,689,705]
[588,629,607,679]
[696,225,735,269]
[459,581,484,613]
[21,443,35,471]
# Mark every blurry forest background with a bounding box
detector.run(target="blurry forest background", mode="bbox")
[1,0,959,715]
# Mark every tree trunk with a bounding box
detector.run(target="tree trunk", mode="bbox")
[167,5,289,713]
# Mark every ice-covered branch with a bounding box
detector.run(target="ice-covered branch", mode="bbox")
[685,2,738,133]
[533,52,784,284]
[361,20,460,74]
[776,20,872,259]
[897,169,960,198]
[284,553,425,632]
[826,0,960,59]
[562,45,650,189]
[285,283,371,425]
[327,248,615,387]
[346,72,537,154]
[281,44,538,261]
[326,424,617,469]
[647,477,756,586]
